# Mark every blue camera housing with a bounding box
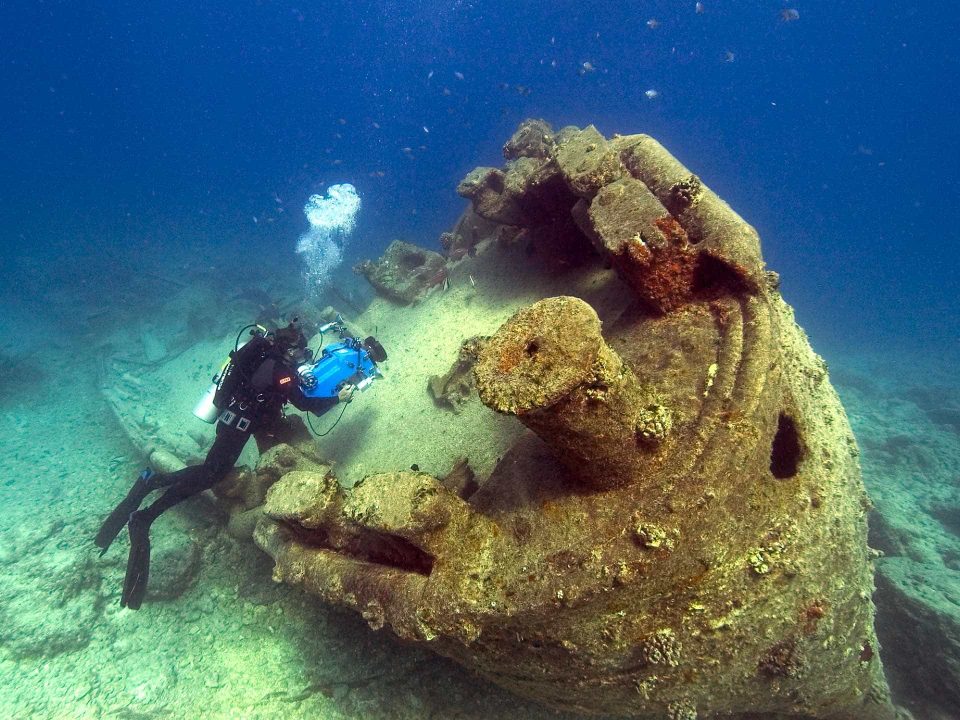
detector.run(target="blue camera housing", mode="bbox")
[300,337,380,398]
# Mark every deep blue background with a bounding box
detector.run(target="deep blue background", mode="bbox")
[2,0,957,350]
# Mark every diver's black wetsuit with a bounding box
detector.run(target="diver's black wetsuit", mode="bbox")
[95,332,339,610]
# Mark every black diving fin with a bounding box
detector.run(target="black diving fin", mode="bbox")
[94,469,154,556]
[120,512,152,610]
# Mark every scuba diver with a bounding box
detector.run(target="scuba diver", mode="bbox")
[95,317,386,610]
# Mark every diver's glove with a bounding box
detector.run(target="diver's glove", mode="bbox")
[337,384,355,403]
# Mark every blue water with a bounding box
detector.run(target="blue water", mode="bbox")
[2,2,959,718]
[4,0,957,350]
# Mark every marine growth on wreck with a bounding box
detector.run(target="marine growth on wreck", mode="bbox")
[239,121,898,720]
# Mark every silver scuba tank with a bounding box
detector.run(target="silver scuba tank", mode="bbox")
[193,333,255,423]
[192,381,220,423]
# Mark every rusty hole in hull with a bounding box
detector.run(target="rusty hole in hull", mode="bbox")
[770,413,803,479]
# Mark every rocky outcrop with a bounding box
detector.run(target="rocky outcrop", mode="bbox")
[354,240,448,304]
[874,557,960,717]
[428,337,487,413]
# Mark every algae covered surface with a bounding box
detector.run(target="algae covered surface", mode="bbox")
[253,126,895,719]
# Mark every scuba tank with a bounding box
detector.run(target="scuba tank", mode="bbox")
[192,326,265,423]
[193,355,235,423]
[192,380,221,423]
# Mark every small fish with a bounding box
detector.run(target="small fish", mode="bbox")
[780,8,800,22]
[423,126,430,133]
[337,117,347,125]
[427,70,434,79]
[646,18,659,29]
[454,71,465,80]
[442,87,452,96]
[372,122,381,129]
[695,2,705,13]
[442,276,449,291]
[724,50,736,63]
[469,274,476,287]
[252,216,258,224]
[644,89,659,100]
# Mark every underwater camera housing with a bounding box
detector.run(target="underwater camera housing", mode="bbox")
[298,324,387,399]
